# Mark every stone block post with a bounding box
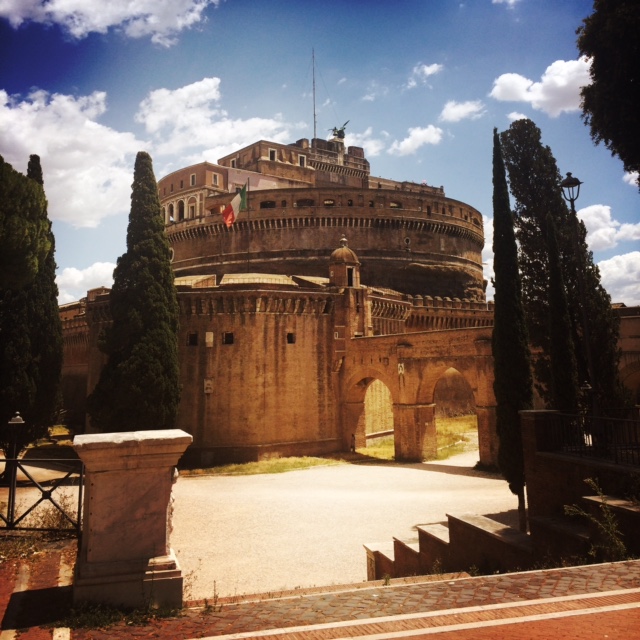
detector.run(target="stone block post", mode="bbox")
[394,403,435,461]
[73,429,192,609]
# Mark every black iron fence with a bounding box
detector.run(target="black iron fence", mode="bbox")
[0,457,84,536]
[544,412,640,467]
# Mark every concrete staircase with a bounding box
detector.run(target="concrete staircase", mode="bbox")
[366,512,533,580]
[365,494,640,582]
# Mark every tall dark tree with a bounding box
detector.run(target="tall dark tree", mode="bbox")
[500,119,625,413]
[491,128,533,532]
[87,152,181,432]
[24,156,64,435]
[546,214,579,413]
[0,155,49,290]
[578,0,640,190]
[0,155,61,455]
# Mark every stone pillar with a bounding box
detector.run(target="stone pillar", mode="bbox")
[73,429,192,609]
[394,403,436,461]
[476,405,497,467]
[342,401,366,450]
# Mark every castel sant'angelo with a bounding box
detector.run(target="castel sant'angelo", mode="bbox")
[62,128,502,466]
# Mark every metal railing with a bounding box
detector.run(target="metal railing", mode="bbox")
[545,413,640,467]
[0,457,84,536]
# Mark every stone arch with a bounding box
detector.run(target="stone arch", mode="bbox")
[411,353,496,466]
[168,203,174,222]
[342,368,398,453]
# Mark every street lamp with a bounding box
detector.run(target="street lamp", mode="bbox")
[560,172,582,206]
[560,172,596,417]
[3,412,24,526]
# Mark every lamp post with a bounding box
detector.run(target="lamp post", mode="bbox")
[4,412,24,527]
[560,172,596,417]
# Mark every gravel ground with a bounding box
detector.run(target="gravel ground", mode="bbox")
[171,449,519,600]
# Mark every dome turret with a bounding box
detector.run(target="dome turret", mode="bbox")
[329,236,360,287]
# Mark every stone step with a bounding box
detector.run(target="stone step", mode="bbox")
[529,514,590,561]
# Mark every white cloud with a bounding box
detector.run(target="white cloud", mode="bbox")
[56,262,116,304]
[490,57,591,117]
[361,81,388,102]
[492,0,521,6]
[135,78,294,156]
[439,100,485,122]
[577,204,640,252]
[406,63,443,89]
[344,127,386,157]
[597,252,640,306]
[623,171,639,187]
[388,126,443,156]
[0,0,219,47]
[507,111,528,121]
[0,89,144,228]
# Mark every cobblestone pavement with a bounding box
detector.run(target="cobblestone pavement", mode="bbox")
[1,541,639,639]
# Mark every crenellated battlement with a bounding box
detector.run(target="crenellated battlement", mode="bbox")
[178,291,334,316]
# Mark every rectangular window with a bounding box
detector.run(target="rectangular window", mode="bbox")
[170,183,174,193]
[269,148,276,162]
[213,174,219,186]
[190,174,196,186]
[187,332,198,346]
[180,180,184,189]
[287,332,296,344]
[230,159,236,168]
[189,204,195,218]
[223,332,234,345]
[299,155,306,168]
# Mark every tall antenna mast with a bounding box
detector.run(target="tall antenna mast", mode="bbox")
[312,48,317,141]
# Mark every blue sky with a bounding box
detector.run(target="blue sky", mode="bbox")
[1,0,638,304]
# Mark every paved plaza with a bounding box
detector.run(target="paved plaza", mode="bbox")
[171,450,519,600]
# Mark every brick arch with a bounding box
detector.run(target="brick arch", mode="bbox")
[342,367,399,452]
[342,330,497,465]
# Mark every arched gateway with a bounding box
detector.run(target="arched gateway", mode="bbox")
[341,327,497,465]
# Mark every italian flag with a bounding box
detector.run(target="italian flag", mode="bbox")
[222,184,247,227]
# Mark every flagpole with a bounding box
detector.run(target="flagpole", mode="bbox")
[312,48,317,141]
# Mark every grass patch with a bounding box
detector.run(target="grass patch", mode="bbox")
[181,456,345,476]
[434,415,477,461]
[357,436,395,461]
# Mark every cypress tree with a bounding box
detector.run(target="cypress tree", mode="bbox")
[0,155,49,290]
[0,155,60,455]
[491,128,533,532]
[546,214,579,413]
[87,151,181,432]
[500,119,624,413]
[24,155,63,435]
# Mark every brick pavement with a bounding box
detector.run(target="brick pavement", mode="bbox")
[1,540,639,639]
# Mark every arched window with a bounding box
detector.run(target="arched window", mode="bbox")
[178,200,185,221]
[168,204,175,222]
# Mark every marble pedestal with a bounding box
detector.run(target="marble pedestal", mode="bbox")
[73,429,192,609]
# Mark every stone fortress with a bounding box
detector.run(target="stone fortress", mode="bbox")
[60,132,640,467]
